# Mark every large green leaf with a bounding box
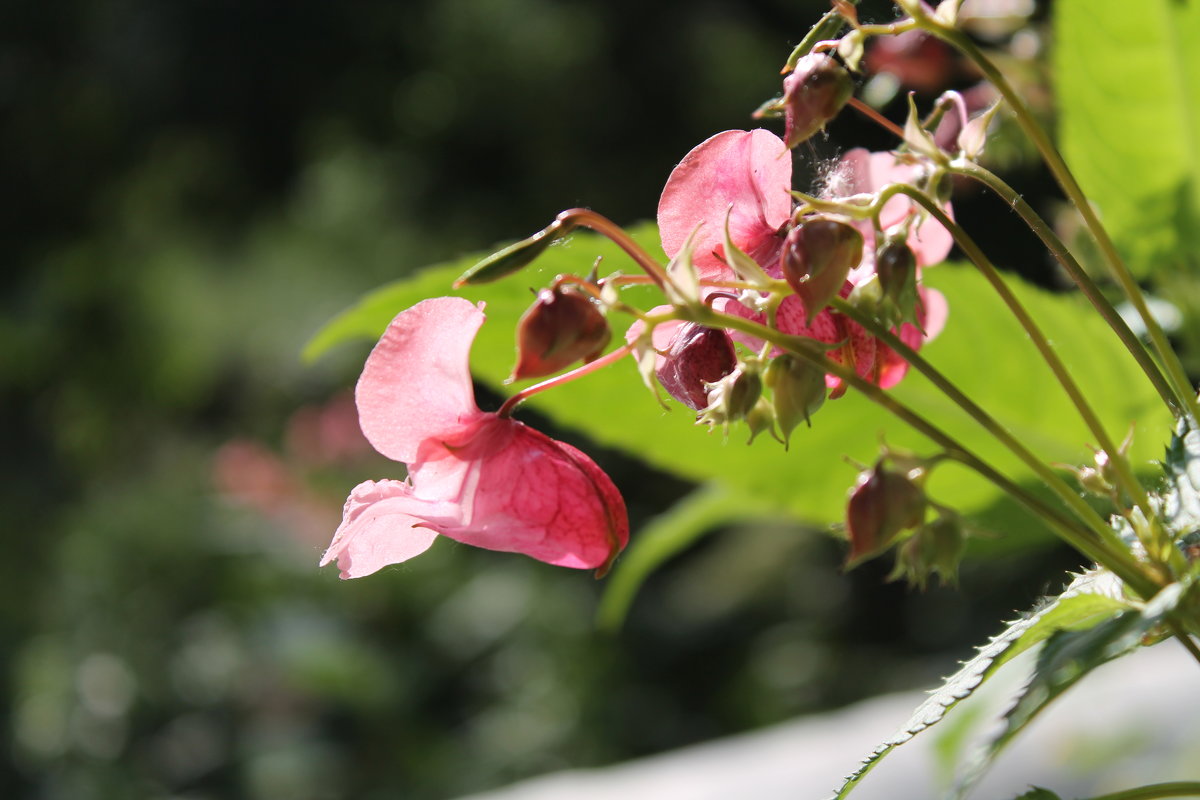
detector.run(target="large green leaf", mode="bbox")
[1055,0,1200,277]
[306,223,1171,525]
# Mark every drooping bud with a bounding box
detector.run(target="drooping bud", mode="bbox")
[891,512,966,588]
[845,459,927,566]
[697,364,763,431]
[782,53,854,148]
[656,323,738,410]
[764,354,826,447]
[780,219,863,322]
[455,220,569,287]
[510,286,610,381]
[744,397,779,445]
[875,239,921,328]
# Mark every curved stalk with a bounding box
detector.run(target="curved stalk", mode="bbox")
[890,185,1156,524]
[828,296,1141,573]
[689,304,1160,598]
[925,23,1200,424]
[952,161,1180,415]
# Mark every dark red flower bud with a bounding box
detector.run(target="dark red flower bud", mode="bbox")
[510,286,610,381]
[780,219,863,322]
[657,323,737,410]
[845,461,926,566]
[783,53,854,148]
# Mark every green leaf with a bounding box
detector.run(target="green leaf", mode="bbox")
[305,223,1171,527]
[596,483,765,632]
[1055,0,1200,277]
[954,581,1189,797]
[830,571,1131,799]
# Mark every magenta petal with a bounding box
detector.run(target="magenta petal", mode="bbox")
[437,419,629,569]
[320,479,450,579]
[658,129,792,278]
[356,296,487,463]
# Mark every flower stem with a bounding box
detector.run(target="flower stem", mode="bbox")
[951,161,1181,416]
[926,23,1200,424]
[691,304,1160,598]
[498,344,635,418]
[557,208,672,290]
[828,296,1143,578]
[830,297,1152,586]
[890,184,1157,524]
[847,96,904,139]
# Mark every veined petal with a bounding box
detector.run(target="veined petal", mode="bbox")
[658,129,792,279]
[320,479,456,579]
[437,421,629,570]
[356,297,487,463]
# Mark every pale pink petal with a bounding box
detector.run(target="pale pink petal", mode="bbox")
[920,287,949,341]
[436,420,629,569]
[658,129,792,279]
[320,479,452,579]
[356,296,487,463]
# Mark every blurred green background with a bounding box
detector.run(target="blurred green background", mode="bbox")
[2,1,1108,798]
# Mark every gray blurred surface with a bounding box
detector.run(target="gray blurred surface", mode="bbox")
[459,641,1200,800]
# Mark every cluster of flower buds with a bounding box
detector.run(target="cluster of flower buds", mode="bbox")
[844,447,964,585]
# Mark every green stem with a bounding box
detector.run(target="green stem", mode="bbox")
[690,305,1159,596]
[829,296,1146,583]
[1086,782,1200,800]
[952,161,1180,416]
[1168,622,1200,668]
[929,24,1200,424]
[891,185,1156,524]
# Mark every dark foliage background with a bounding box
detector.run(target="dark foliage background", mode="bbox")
[2,1,1079,798]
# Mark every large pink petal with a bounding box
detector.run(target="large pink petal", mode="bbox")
[658,129,792,279]
[356,296,487,463]
[320,479,451,579]
[435,418,629,569]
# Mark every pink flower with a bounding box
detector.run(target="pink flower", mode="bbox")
[657,129,793,281]
[320,297,628,579]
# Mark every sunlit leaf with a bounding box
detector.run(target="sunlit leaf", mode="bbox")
[1055,0,1200,277]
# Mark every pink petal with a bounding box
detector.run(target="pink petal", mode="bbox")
[435,418,629,569]
[320,479,449,579]
[356,297,487,463]
[658,129,792,279]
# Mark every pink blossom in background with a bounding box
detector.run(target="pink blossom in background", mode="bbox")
[321,297,628,579]
[657,129,792,280]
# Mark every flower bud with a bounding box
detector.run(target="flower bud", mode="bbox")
[698,364,763,430]
[782,53,854,148]
[845,460,927,566]
[892,513,965,588]
[510,286,610,381]
[455,221,568,286]
[780,219,863,322]
[875,239,920,327]
[764,354,826,446]
[656,323,738,410]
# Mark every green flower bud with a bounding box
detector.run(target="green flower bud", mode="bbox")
[891,513,966,588]
[764,354,826,447]
[698,365,763,431]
